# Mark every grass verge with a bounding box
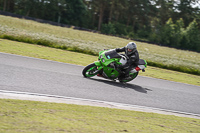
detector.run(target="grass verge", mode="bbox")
[1,99,200,133]
[0,15,200,75]
[0,39,200,86]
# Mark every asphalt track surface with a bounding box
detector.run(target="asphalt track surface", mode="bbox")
[1,52,200,116]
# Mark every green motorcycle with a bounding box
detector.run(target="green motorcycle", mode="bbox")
[82,49,147,82]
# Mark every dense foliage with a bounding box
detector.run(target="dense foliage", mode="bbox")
[0,0,200,52]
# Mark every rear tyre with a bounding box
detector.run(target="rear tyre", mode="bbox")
[82,63,99,78]
[119,72,138,83]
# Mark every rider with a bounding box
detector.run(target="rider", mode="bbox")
[115,42,139,79]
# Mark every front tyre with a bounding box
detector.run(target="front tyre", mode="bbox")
[82,63,99,78]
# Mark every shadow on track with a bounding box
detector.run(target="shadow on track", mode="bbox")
[87,77,152,94]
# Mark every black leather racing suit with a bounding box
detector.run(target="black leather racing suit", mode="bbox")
[115,47,139,77]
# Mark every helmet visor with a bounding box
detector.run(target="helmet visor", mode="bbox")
[128,48,133,52]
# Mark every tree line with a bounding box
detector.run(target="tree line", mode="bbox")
[0,0,200,52]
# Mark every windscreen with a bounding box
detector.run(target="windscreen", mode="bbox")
[105,50,121,59]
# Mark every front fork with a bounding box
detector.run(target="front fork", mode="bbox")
[94,61,103,71]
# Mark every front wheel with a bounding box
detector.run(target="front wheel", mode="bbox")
[82,63,99,78]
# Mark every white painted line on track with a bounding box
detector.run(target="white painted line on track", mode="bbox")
[0,89,199,119]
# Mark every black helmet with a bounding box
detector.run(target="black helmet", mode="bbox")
[125,42,137,55]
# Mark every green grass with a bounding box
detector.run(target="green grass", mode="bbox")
[0,39,200,86]
[0,15,200,75]
[1,99,200,133]
[0,39,95,66]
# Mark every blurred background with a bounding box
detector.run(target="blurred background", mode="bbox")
[0,0,199,52]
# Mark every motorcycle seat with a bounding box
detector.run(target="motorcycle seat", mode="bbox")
[138,59,146,65]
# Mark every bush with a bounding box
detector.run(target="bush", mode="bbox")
[184,19,200,51]
[128,32,135,39]
[113,22,129,36]
[136,25,151,38]
[101,23,116,35]
[148,32,158,42]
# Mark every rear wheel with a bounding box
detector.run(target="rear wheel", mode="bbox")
[120,72,138,83]
[82,63,99,78]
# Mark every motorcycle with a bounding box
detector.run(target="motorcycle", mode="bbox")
[82,49,147,83]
